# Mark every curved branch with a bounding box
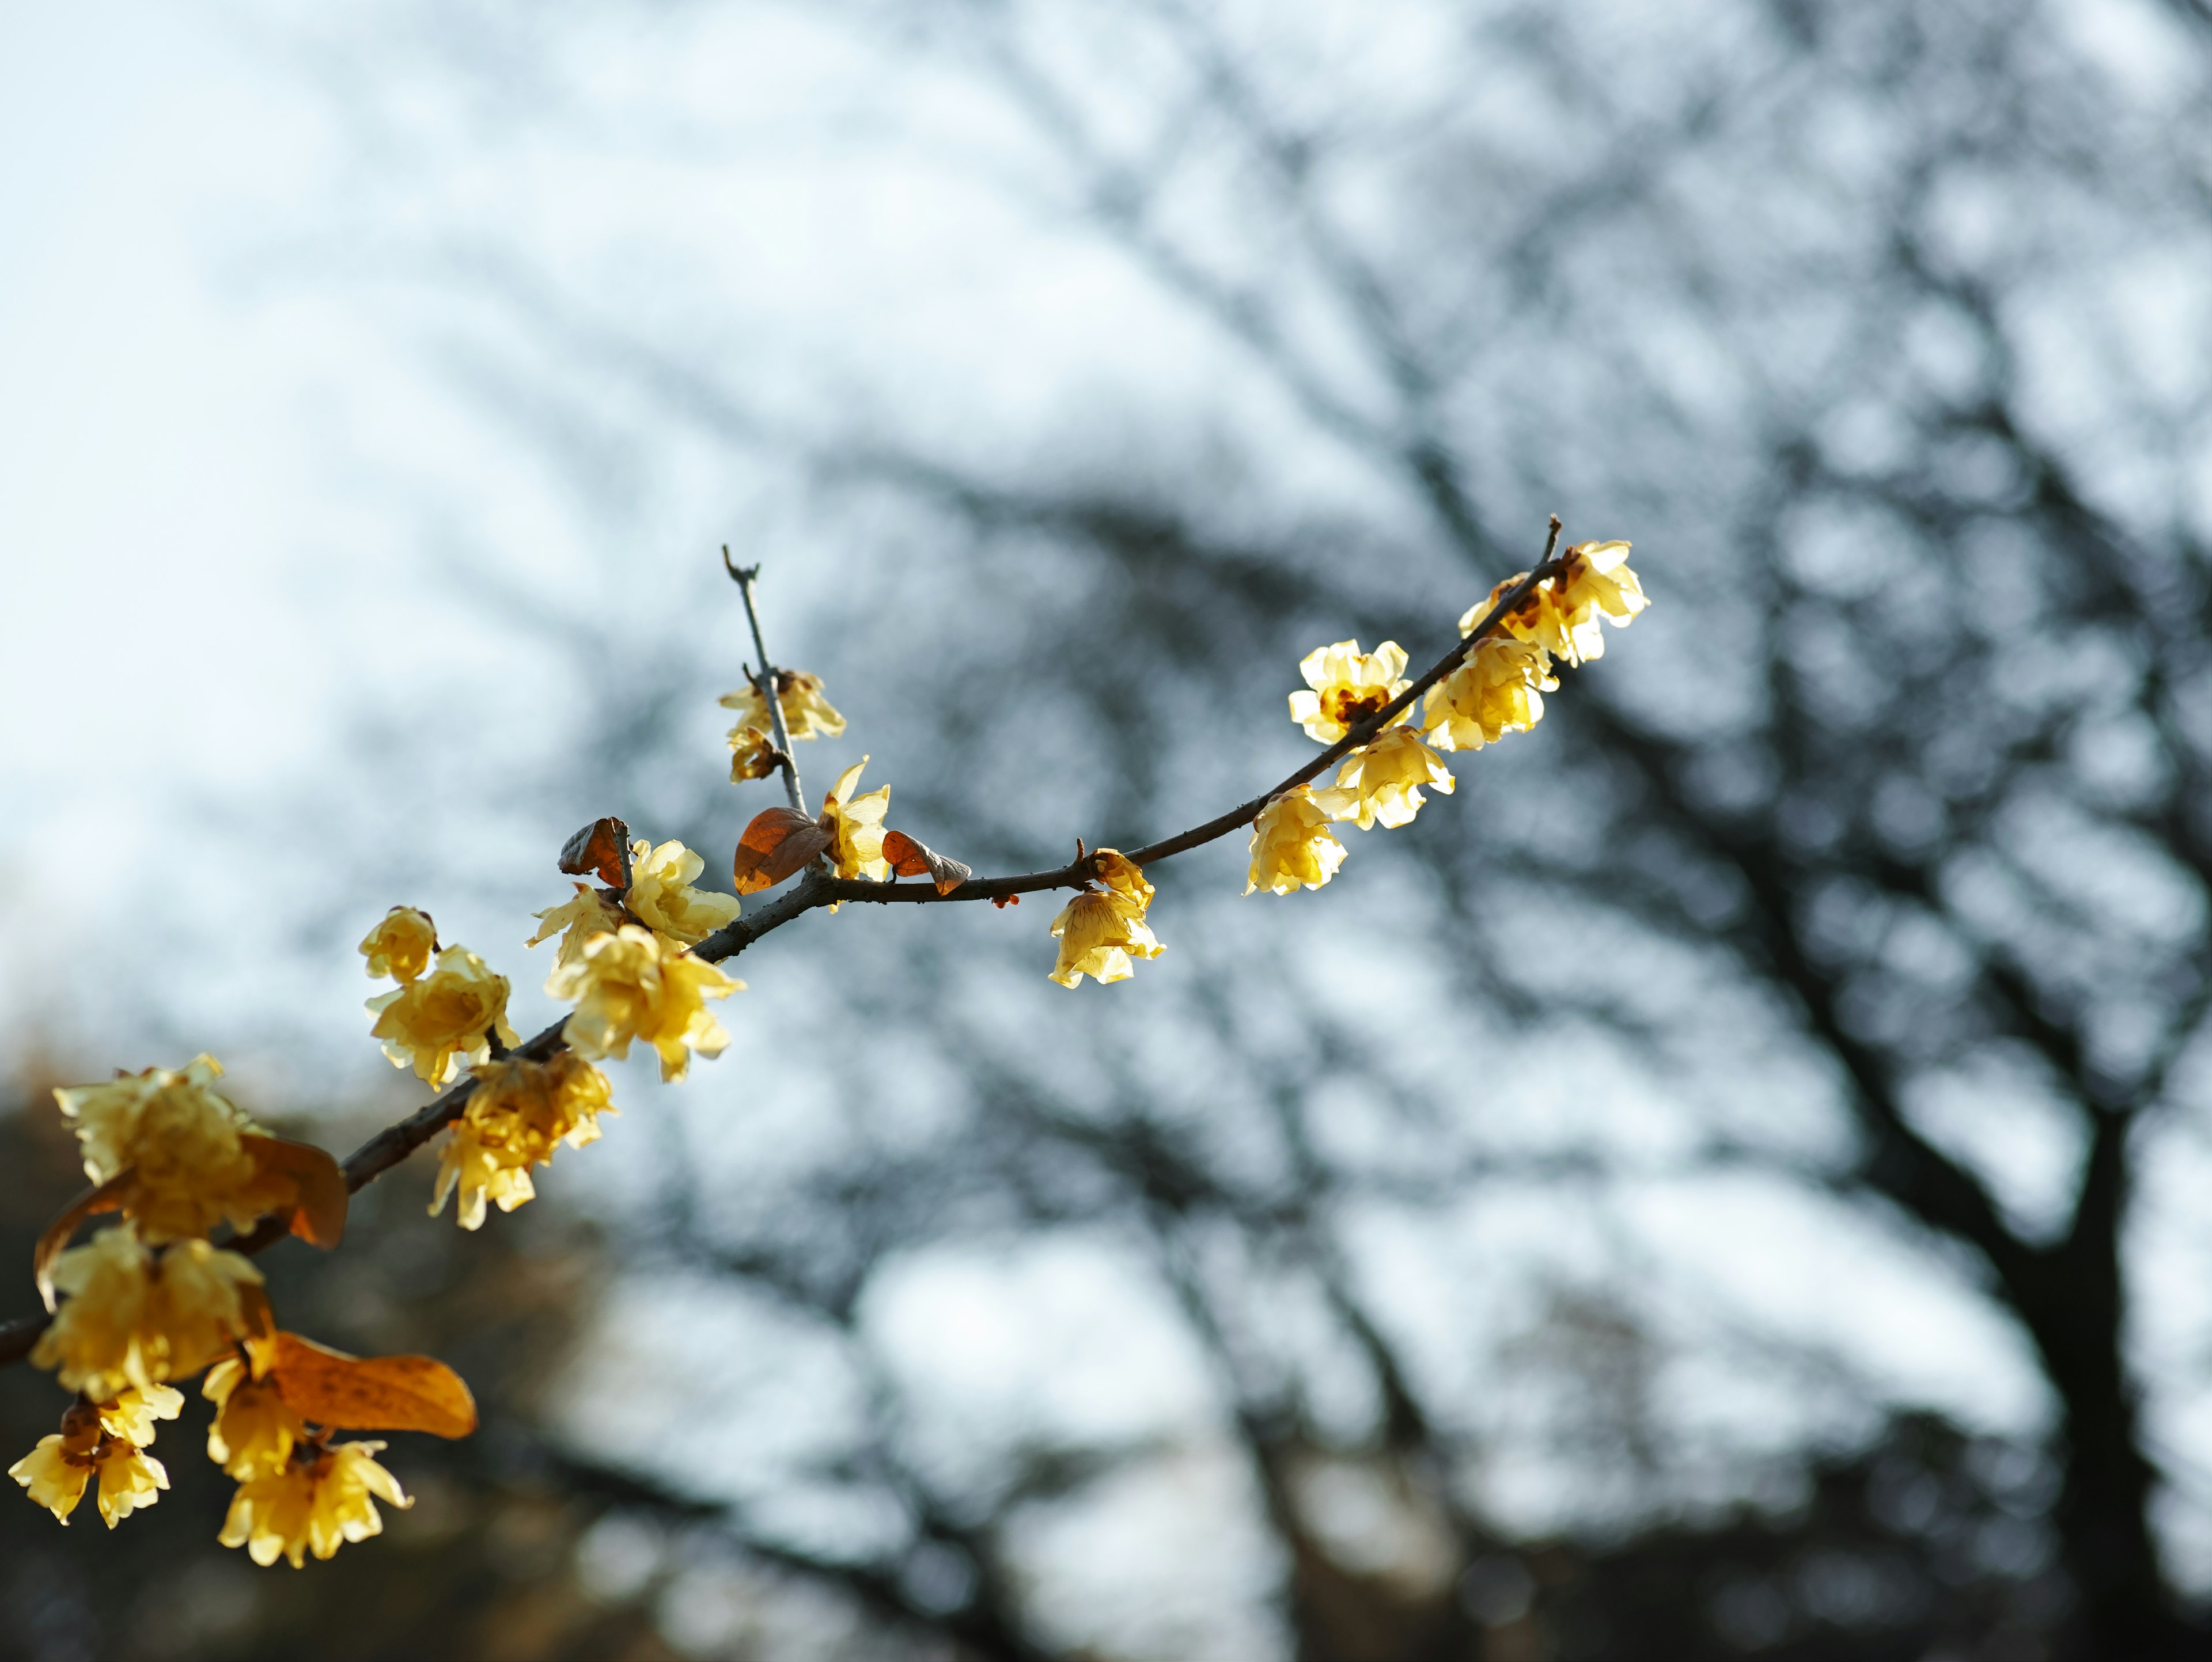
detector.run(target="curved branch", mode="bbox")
[1,524,1569,1369]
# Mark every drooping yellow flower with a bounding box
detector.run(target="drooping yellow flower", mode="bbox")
[365,945,520,1086]
[432,1053,615,1230]
[624,839,742,947]
[527,882,627,972]
[54,1055,270,1241]
[95,1383,183,1447]
[1047,889,1164,988]
[1331,727,1455,830]
[357,907,439,982]
[5,1406,169,1530]
[203,1357,307,1481]
[32,1227,264,1398]
[1288,639,1412,743]
[1245,786,1353,895]
[719,669,846,744]
[548,924,740,1082]
[821,758,892,883]
[728,725,781,782]
[9,1405,101,1523]
[1421,636,1558,752]
[219,1441,410,1568]
[90,1438,168,1527]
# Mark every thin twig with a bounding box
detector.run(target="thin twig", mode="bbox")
[724,547,807,813]
[0,521,1573,1370]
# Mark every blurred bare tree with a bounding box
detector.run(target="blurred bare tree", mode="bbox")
[92,0,2207,1657]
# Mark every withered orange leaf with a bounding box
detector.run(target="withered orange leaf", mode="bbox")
[241,1134,349,1250]
[731,807,833,894]
[882,830,975,896]
[33,1171,133,1312]
[559,816,632,888]
[270,1331,478,1438]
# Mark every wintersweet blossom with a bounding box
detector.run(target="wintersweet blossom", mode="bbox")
[1047,889,1164,988]
[528,883,627,971]
[1245,786,1353,895]
[432,1053,615,1229]
[547,924,740,1082]
[54,1055,274,1241]
[728,726,781,782]
[1421,637,1558,752]
[8,1404,170,1528]
[719,669,846,744]
[357,907,438,983]
[1289,639,1411,743]
[33,1228,263,1398]
[624,839,741,947]
[1549,539,1647,655]
[219,1441,410,1568]
[95,1384,184,1447]
[365,946,520,1086]
[1460,541,1645,666]
[1092,849,1153,911]
[1331,727,1455,829]
[203,1358,307,1481]
[821,758,892,883]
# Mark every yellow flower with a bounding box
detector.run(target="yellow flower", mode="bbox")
[1421,636,1558,752]
[719,669,846,744]
[528,882,627,972]
[357,907,439,982]
[219,1441,410,1568]
[9,1406,101,1523]
[203,1357,307,1481]
[365,945,520,1086]
[95,1384,183,1447]
[91,1438,168,1527]
[32,1227,263,1398]
[6,1406,170,1530]
[548,924,741,1082]
[54,1055,269,1241]
[1549,539,1647,658]
[1047,889,1164,988]
[432,1053,615,1230]
[1092,849,1153,911]
[1460,541,1644,667]
[1289,640,1412,743]
[728,725,781,782]
[624,839,742,947]
[821,758,892,883]
[1331,727,1455,829]
[1245,786,1352,895]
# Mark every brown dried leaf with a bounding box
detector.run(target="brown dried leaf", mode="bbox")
[559,816,633,888]
[33,1171,133,1312]
[270,1331,478,1438]
[731,807,833,894]
[241,1134,349,1250]
[882,830,975,896]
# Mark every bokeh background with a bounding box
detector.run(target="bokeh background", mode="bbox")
[6,1,2212,1657]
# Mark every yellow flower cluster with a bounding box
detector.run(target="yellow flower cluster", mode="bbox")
[1245,543,1646,898]
[721,669,846,779]
[219,1440,410,1568]
[33,1226,264,1400]
[432,1052,616,1230]
[821,758,892,883]
[625,839,743,947]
